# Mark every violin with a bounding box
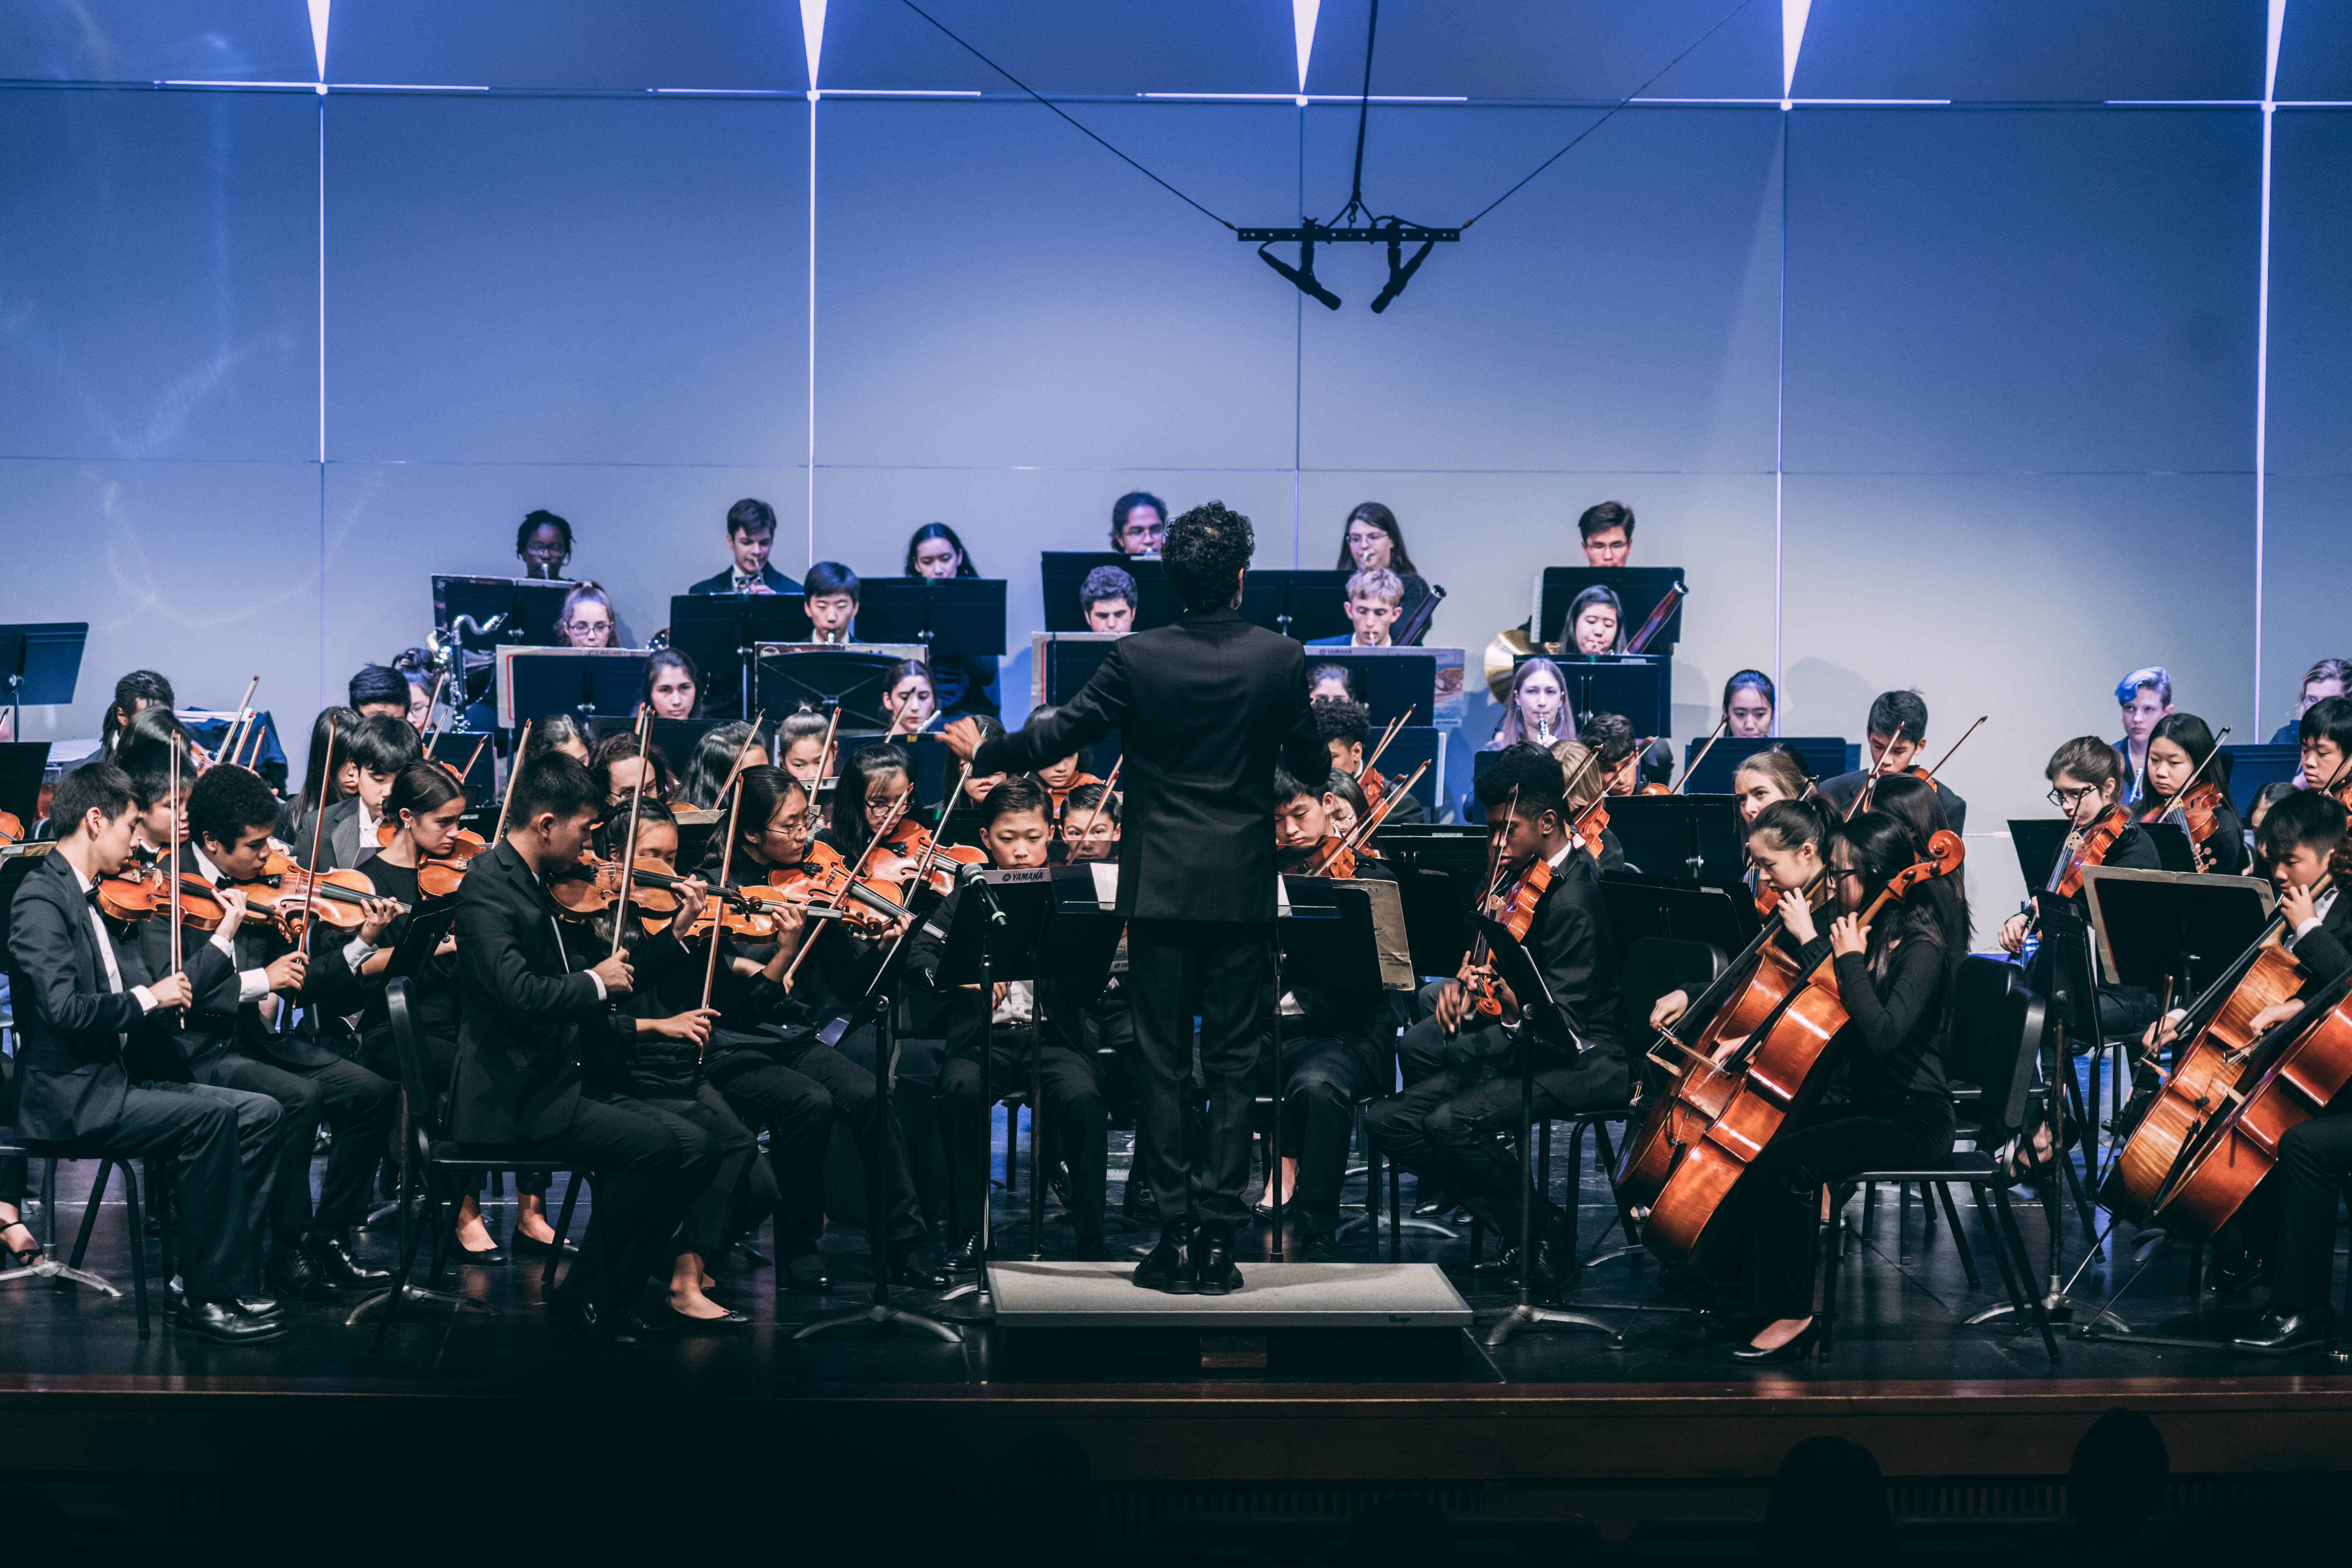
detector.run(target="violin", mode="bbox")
[233,853,401,933]
[876,820,987,901]
[1282,835,1357,880]
[1360,767,1388,814]
[1459,847,1554,1023]
[771,840,911,936]
[1638,831,1965,1268]
[2141,780,2227,852]
[0,810,22,848]
[2047,803,2128,900]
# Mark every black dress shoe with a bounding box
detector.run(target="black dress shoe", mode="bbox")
[450,1234,508,1266]
[1498,1238,1562,1301]
[734,1241,772,1268]
[1193,1221,1243,1296]
[664,1303,752,1332]
[1302,1230,1339,1263]
[1412,1183,1456,1218]
[308,1231,391,1288]
[546,1294,651,1352]
[2205,1247,2264,1296]
[176,1300,286,1344]
[1047,1160,1074,1213]
[1732,1319,1824,1363]
[265,1245,341,1301]
[508,1228,579,1259]
[888,1241,948,1289]
[2232,1307,2337,1355]
[942,1232,984,1274]
[1132,1224,1197,1294]
[782,1253,830,1293]
[235,1294,284,1321]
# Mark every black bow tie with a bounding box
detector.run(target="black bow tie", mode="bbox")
[84,883,104,909]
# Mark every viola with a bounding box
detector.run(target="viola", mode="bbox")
[2154,973,2352,1241]
[233,854,401,932]
[1460,854,1554,1020]
[876,820,987,900]
[1639,830,1965,1270]
[2047,803,2128,900]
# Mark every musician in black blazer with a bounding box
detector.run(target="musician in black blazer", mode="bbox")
[1818,690,1969,836]
[450,750,717,1350]
[5,763,283,1341]
[176,764,400,1300]
[945,501,1327,1294]
[685,497,795,596]
[1365,745,1626,1297]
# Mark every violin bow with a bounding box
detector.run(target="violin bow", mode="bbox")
[918,762,976,886]
[419,671,450,742]
[608,707,654,961]
[721,709,768,800]
[1363,704,1416,778]
[237,712,268,771]
[491,721,531,846]
[814,705,842,793]
[1847,722,1907,820]
[2154,725,2231,824]
[220,675,260,771]
[1918,714,1988,786]
[700,773,747,1012]
[167,737,184,1005]
[1320,758,1428,871]
[296,716,337,958]
[1672,716,1730,796]
[1068,754,1122,847]
[455,735,490,789]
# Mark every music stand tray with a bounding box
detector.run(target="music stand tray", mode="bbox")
[1041,552,1182,633]
[2080,866,2276,993]
[752,645,925,734]
[1605,795,1747,883]
[1683,736,1849,796]
[1533,568,1685,651]
[667,593,814,719]
[852,578,1006,659]
[495,648,649,729]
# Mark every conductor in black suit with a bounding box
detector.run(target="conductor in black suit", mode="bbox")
[944,501,1325,1294]
[450,751,718,1350]
[685,497,797,597]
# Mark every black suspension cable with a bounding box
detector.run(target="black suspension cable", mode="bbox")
[1460,0,1757,229]
[895,0,1237,231]
[1344,0,1380,216]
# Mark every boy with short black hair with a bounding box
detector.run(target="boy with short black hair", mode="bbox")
[2298,695,2352,793]
[1820,690,1968,834]
[803,561,859,643]
[348,664,411,719]
[304,712,422,870]
[918,774,1114,1264]
[1311,700,1425,825]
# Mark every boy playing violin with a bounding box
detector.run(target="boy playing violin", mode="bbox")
[1820,690,1968,835]
[1365,744,1625,1297]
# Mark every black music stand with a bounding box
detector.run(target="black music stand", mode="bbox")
[2138,822,2197,874]
[1515,653,1669,740]
[754,648,907,733]
[854,578,1007,660]
[500,649,648,727]
[1240,570,1352,643]
[1682,736,1849,796]
[422,733,497,801]
[431,577,570,650]
[1270,876,1394,1246]
[2081,868,2275,996]
[2009,821,2075,893]
[1472,915,1623,1348]
[1040,552,1182,632]
[0,622,85,739]
[1296,648,1442,726]
[2218,743,2298,817]
[1598,874,1758,957]
[0,742,50,828]
[668,593,813,717]
[1535,569,1686,652]
[1605,795,1746,883]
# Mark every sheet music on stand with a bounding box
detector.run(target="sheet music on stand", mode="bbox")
[1277,875,1416,993]
[2080,866,2276,993]
[851,578,1006,659]
[0,621,86,736]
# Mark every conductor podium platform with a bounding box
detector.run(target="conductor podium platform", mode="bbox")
[989,1260,1472,1377]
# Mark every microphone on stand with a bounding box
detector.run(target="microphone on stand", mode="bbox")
[963,861,1007,927]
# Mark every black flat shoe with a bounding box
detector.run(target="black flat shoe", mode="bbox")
[1193,1221,1242,1296]
[1301,1230,1339,1263]
[664,1304,752,1331]
[887,1242,948,1290]
[450,1235,508,1266]
[782,1253,830,1293]
[2,1220,44,1267]
[547,1294,651,1353]
[507,1229,578,1259]
[1732,1320,1824,1363]
[2232,1307,2337,1355]
[1132,1225,1196,1294]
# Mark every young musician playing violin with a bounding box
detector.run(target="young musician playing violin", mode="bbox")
[1998,736,2162,957]
[1365,745,1626,1297]
[1323,773,1366,843]
[349,664,411,721]
[1013,709,1096,818]
[1315,700,1426,824]
[774,709,832,793]
[178,764,401,1301]
[1820,690,1968,835]
[1549,739,1625,872]
[1060,779,1121,862]
[919,776,1115,1264]
[2299,695,2352,795]
[1731,746,1812,826]
[878,659,939,738]
[1263,766,1400,1261]
[6,761,288,1341]
[2140,712,2247,875]
[641,648,700,720]
[1724,809,1970,1362]
[821,742,920,859]
[448,751,718,1349]
[308,713,421,871]
[700,765,941,1289]
[590,729,675,809]
[678,720,765,810]
[278,705,359,844]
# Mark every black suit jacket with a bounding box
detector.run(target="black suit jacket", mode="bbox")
[5,853,165,1141]
[974,606,1325,924]
[449,840,607,1143]
[1486,849,1626,1069]
[686,563,795,597]
[2291,891,2352,986]
[1820,770,1968,838]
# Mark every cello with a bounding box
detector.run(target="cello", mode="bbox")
[1640,829,1966,1269]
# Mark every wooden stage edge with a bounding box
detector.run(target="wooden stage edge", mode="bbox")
[9,1373,2352,1484]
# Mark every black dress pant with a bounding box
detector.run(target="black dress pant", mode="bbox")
[1396,981,1455,1087]
[1253,1031,1375,1235]
[638,1082,760,1261]
[1744,1095,1955,1319]
[358,1025,545,1201]
[1368,1047,1628,1234]
[711,1039,922,1254]
[80,1084,260,1302]
[198,1051,395,1241]
[2272,1111,2352,1314]
[937,1027,1108,1243]
[470,1092,715,1315]
[1128,920,1267,1227]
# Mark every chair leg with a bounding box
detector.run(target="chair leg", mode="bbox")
[1933,1181,1980,1287]
[1591,1121,1640,1248]
[67,1160,114,1270]
[1989,1181,2061,1363]
[1814,1184,1841,1359]
[121,1163,148,1340]
[1970,1183,2030,1318]
[151,1160,179,1290]
[1897,1182,1912,1264]
[1562,1124,1590,1269]
[1859,1179,1876,1250]
[545,1172,582,1293]
[1387,1162,1401,1261]
[374,1174,444,1350]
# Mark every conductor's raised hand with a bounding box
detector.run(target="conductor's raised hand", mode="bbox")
[942,717,986,764]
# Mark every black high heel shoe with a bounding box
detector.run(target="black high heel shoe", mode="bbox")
[1730,1319,1823,1363]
